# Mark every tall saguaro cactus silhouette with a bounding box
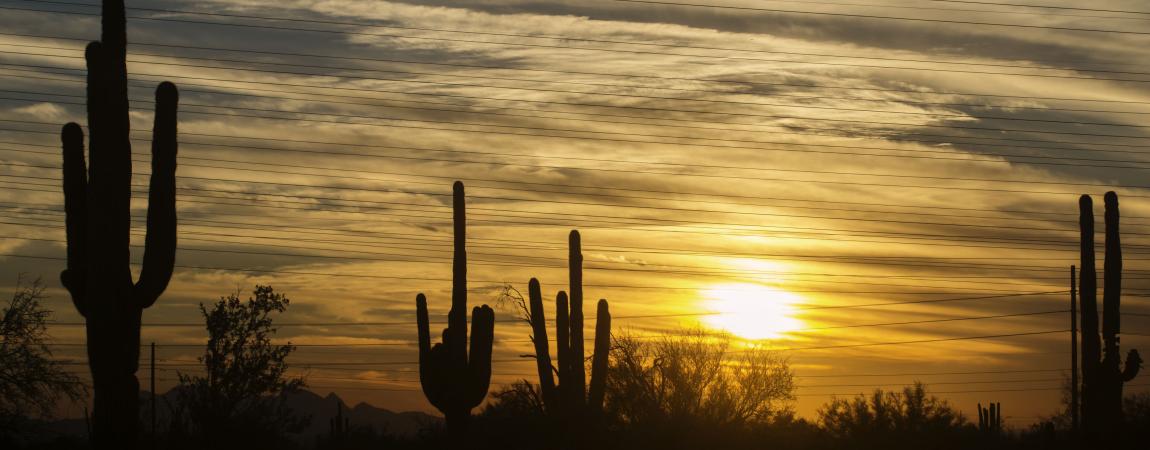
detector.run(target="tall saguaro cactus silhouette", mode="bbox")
[526,230,612,444]
[416,181,495,443]
[59,1,178,448]
[1079,192,1142,438]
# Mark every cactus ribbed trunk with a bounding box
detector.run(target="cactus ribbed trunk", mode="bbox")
[567,231,587,416]
[588,298,611,414]
[528,279,558,412]
[60,2,179,448]
[977,402,1001,434]
[1078,192,1142,440]
[526,230,612,447]
[416,181,495,445]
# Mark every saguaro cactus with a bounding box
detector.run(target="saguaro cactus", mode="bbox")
[526,231,612,432]
[59,1,178,448]
[1079,192,1142,437]
[416,181,495,443]
[977,402,1002,434]
[329,400,350,441]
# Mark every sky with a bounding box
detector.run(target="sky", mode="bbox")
[1,0,1150,426]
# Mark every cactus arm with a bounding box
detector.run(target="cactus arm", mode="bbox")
[82,42,113,283]
[568,230,587,409]
[996,403,1002,430]
[555,290,571,405]
[133,82,179,308]
[1079,196,1102,374]
[1102,192,1122,360]
[977,403,985,430]
[990,403,998,431]
[416,293,445,410]
[1123,349,1142,382]
[588,298,611,413]
[467,305,495,408]
[60,123,88,317]
[448,181,468,369]
[528,278,558,412]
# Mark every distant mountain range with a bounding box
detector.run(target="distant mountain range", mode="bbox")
[281,389,438,440]
[40,389,438,443]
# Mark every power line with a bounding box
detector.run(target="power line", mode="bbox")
[8,40,1150,114]
[8,126,1150,208]
[803,384,1150,397]
[799,368,1066,378]
[926,0,1150,16]
[5,51,1149,142]
[1,233,1068,295]
[9,175,1145,259]
[0,213,1079,290]
[4,33,1150,112]
[12,0,1150,76]
[3,252,1068,303]
[39,309,1069,336]
[0,165,1110,239]
[8,65,1150,156]
[43,328,1072,367]
[4,131,1146,218]
[0,149,1107,229]
[5,70,1148,140]
[630,0,1150,21]
[6,140,1148,228]
[9,117,1150,198]
[2,198,1115,267]
[610,0,1150,35]
[3,182,1109,254]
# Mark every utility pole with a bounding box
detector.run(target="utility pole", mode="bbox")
[1071,266,1079,435]
[151,341,157,450]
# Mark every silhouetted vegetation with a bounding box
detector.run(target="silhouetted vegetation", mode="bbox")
[58,0,179,446]
[166,285,307,450]
[510,229,612,448]
[1077,192,1142,443]
[311,398,410,450]
[415,181,495,445]
[818,382,972,450]
[977,402,1003,434]
[604,330,796,448]
[0,278,86,445]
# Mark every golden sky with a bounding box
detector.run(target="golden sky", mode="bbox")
[2,0,1150,425]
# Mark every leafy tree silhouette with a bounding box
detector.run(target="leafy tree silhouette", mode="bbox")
[818,382,971,450]
[0,277,87,444]
[605,330,794,448]
[167,285,307,450]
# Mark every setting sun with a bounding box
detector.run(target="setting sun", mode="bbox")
[701,283,806,341]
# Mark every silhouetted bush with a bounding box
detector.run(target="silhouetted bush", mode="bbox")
[166,285,307,450]
[0,277,86,446]
[817,382,975,450]
[604,329,795,449]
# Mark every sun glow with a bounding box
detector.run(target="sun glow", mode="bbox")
[701,283,805,340]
